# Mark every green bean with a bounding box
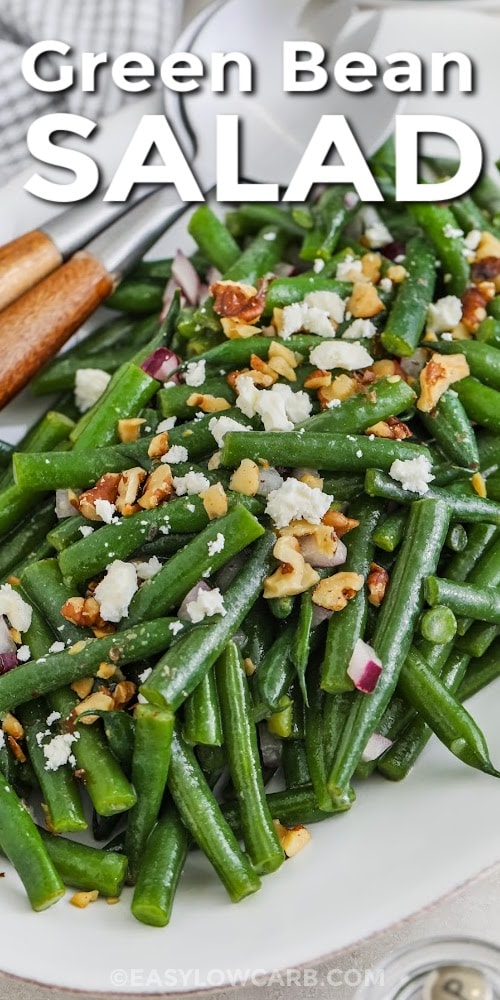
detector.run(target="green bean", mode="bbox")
[445,523,468,553]
[141,532,275,710]
[292,590,314,704]
[265,276,351,312]
[445,524,500,581]
[124,504,263,627]
[476,317,500,349]
[226,204,303,239]
[300,186,357,262]
[131,803,189,926]
[433,339,500,393]
[373,509,407,552]
[125,704,174,884]
[457,638,500,702]
[183,669,223,747]
[282,740,311,789]
[409,204,469,295]
[47,515,97,553]
[456,621,500,658]
[255,622,296,713]
[419,606,457,644]
[476,430,500,477]
[425,575,500,624]
[21,558,90,647]
[221,784,327,830]
[221,431,430,473]
[158,379,234,419]
[455,377,500,434]
[168,727,261,902]
[37,828,127,896]
[301,377,416,434]
[105,280,164,315]
[419,388,479,471]
[188,206,241,272]
[364,469,500,523]
[0,501,56,582]
[32,350,130,395]
[73,363,158,451]
[381,236,436,356]
[216,642,283,874]
[327,498,450,807]
[224,227,287,284]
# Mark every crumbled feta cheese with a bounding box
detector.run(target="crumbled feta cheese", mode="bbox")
[356,449,363,458]
[304,291,346,324]
[16,645,31,662]
[43,732,79,772]
[313,258,325,273]
[46,711,61,727]
[336,257,363,282]
[269,384,312,425]
[94,560,138,622]
[309,341,373,371]
[427,295,463,333]
[389,455,435,495]
[159,524,170,535]
[464,229,481,251]
[209,416,251,448]
[169,620,184,635]
[441,332,453,341]
[278,301,334,339]
[186,503,196,512]
[265,478,332,529]
[79,525,94,538]
[162,445,188,464]
[207,533,225,557]
[327,398,342,408]
[263,231,277,241]
[342,318,377,341]
[184,359,206,387]
[235,374,260,418]
[172,471,210,496]
[0,730,6,750]
[135,556,162,580]
[361,207,392,248]
[94,499,118,524]
[0,584,32,632]
[48,641,65,654]
[138,667,152,683]
[156,417,177,431]
[184,587,226,623]
[379,277,393,294]
[74,368,111,413]
[443,223,464,240]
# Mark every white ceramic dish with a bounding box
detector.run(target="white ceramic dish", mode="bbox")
[0,5,500,994]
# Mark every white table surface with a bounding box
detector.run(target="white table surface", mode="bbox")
[1,1,500,996]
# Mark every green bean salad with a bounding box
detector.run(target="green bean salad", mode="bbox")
[1,153,500,924]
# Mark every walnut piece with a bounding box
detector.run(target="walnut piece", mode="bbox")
[417,353,470,412]
[365,417,412,440]
[312,571,364,611]
[200,482,229,520]
[304,369,332,390]
[263,536,320,599]
[72,691,115,725]
[115,467,147,517]
[186,393,231,413]
[70,890,99,908]
[71,677,94,699]
[138,465,174,509]
[2,713,24,740]
[367,562,389,607]
[229,458,260,496]
[61,596,104,628]
[318,374,358,408]
[273,820,311,857]
[210,278,267,324]
[461,286,488,332]
[117,418,145,443]
[147,432,169,460]
[347,282,385,319]
[322,510,360,537]
[78,474,121,521]
[361,252,382,284]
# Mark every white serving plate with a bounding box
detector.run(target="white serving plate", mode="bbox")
[0,5,499,994]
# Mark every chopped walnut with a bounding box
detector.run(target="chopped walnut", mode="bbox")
[250,354,279,384]
[475,231,500,262]
[266,341,300,382]
[229,458,260,496]
[227,367,274,390]
[112,681,136,707]
[207,451,221,471]
[273,820,311,857]
[312,571,364,611]
[96,662,116,680]
[367,562,389,607]
[186,393,231,413]
[71,677,94,699]
[471,472,487,498]
[417,353,470,412]
[2,713,24,740]
[471,256,500,290]
[347,282,385,319]
[138,465,174,509]
[78,474,121,521]
[461,286,488,332]
[147,432,169,460]
[72,691,115,725]
[371,359,404,379]
[304,369,332,390]
[221,318,261,340]
[200,482,228,520]
[210,278,267,324]
[70,890,99,909]
[322,510,360,537]
[243,657,257,676]
[279,519,337,563]
[117,418,145,444]
[61,596,104,629]
[7,737,26,763]
[365,417,412,440]
[299,473,324,491]
[115,467,147,517]
[361,252,382,284]
[386,264,407,283]
[264,536,320,599]
[318,374,358,408]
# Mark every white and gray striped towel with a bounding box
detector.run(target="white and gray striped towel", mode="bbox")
[0,0,182,184]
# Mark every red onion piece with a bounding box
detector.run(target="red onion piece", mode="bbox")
[258,723,282,769]
[347,638,383,694]
[257,467,284,496]
[178,581,211,621]
[383,241,406,262]
[206,266,221,286]
[171,250,201,306]
[361,732,393,763]
[55,490,78,520]
[299,535,347,569]
[0,651,18,675]
[141,348,181,383]
[0,615,16,655]
[311,604,333,629]
[160,276,178,320]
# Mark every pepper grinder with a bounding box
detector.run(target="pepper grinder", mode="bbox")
[355,938,500,1000]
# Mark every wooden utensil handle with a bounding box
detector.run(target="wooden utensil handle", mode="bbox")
[0,230,63,312]
[0,251,115,409]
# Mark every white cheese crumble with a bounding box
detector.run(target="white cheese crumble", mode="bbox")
[79,525,94,538]
[46,711,61,727]
[361,207,393,248]
[327,398,342,408]
[235,375,261,419]
[135,556,162,580]
[16,645,31,662]
[169,620,184,635]
[138,667,152,683]
[94,499,118,524]
[313,258,325,273]
[207,533,225,557]
[309,340,373,371]
[43,732,79,772]
[172,471,210,496]
[278,301,334,339]
[342,318,377,341]
[427,295,463,333]
[0,730,5,749]
[336,257,363,282]
[184,587,226,623]
[389,455,435,496]
[441,332,454,342]
[209,416,251,447]
[162,445,188,464]
[265,478,332,529]
[379,277,393,294]
[464,229,481,251]
[304,290,346,324]
[74,368,111,413]
[156,416,177,431]
[48,641,65,654]
[0,584,32,632]
[184,359,206,387]
[443,223,464,240]
[94,560,138,623]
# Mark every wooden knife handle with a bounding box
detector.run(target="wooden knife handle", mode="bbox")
[0,230,63,312]
[0,251,115,409]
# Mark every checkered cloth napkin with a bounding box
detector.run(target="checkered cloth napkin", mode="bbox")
[0,0,182,184]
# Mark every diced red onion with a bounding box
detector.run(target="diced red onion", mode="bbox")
[347,638,383,694]
[0,616,16,655]
[400,348,428,380]
[361,732,394,763]
[206,266,221,286]
[141,348,181,383]
[160,276,178,320]
[383,241,406,262]
[55,490,78,520]
[273,262,295,277]
[197,283,209,304]
[171,250,201,306]
[311,604,333,629]
[178,581,211,621]
[213,552,245,592]
[0,651,18,675]
[257,467,284,496]
[258,724,282,769]
[299,535,347,569]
